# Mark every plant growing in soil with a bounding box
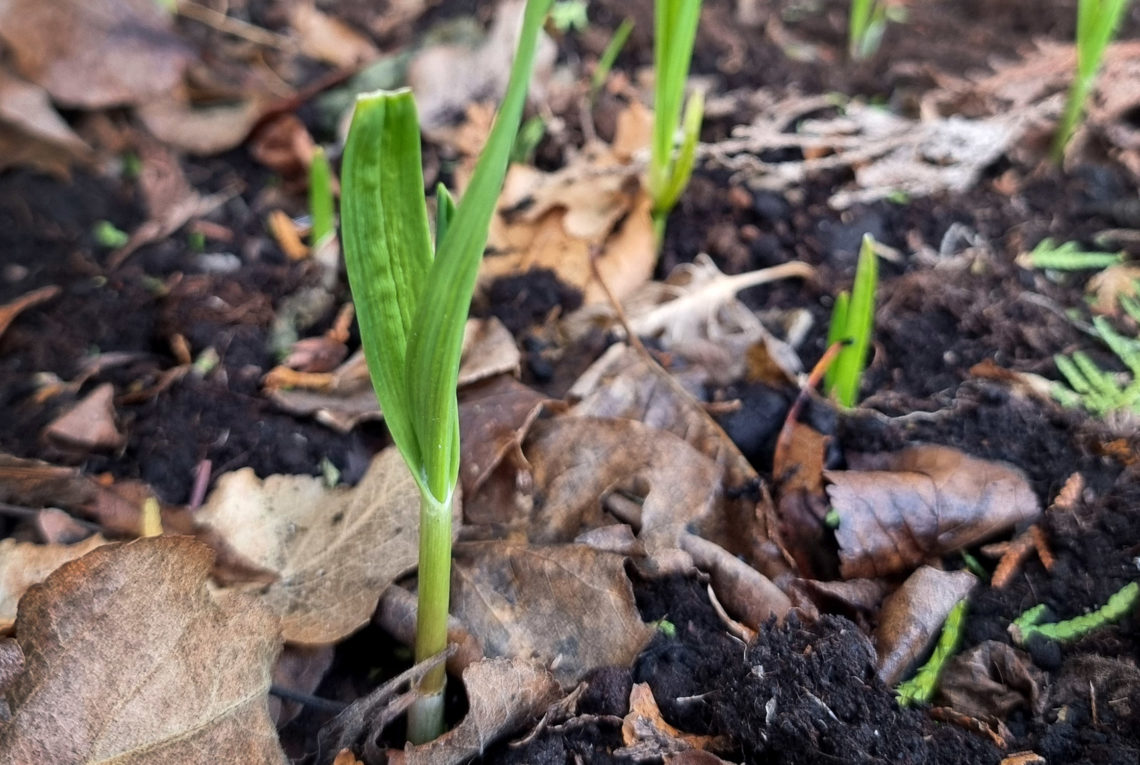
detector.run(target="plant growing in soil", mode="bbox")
[340,0,551,743]
[1053,315,1140,416]
[824,233,878,407]
[848,0,889,60]
[1052,0,1133,161]
[1010,580,1138,644]
[650,0,704,247]
[308,146,335,250]
[896,598,967,707]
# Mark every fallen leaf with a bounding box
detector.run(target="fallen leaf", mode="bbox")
[458,375,549,498]
[395,658,561,765]
[481,148,656,305]
[270,644,335,726]
[250,114,317,191]
[826,445,1040,578]
[874,566,977,685]
[42,383,125,451]
[525,416,719,552]
[938,641,1043,720]
[0,639,21,697]
[407,0,556,131]
[197,447,453,644]
[289,1,379,68]
[0,535,108,631]
[0,537,284,763]
[566,345,791,580]
[0,285,60,342]
[451,541,654,687]
[137,95,265,155]
[458,317,522,386]
[332,750,364,765]
[0,72,90,175]
[618,682,723,759]
[678,533,792,628]
[0,0,191,109]
[1088,263,1140,315]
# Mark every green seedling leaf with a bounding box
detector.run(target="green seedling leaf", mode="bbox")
[827,234,878,407]
[510,115,546,165]
[655,88,704,217]
[896,598,968,707]
[309,146,335,248]
[1011,581,1138,645]
[342,89,434,489]
[1093,315,1140,378]
[93,220,129,249]
[591,17,634,97]
[849,0,889,60]
[824,290,850,393]
[1023,237,1123,271]
[406,0,553,501]
[549,0,588,32]
[434,183,456,254]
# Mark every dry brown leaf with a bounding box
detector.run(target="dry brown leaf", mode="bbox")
[0,285,59,342]
[458,375,549,498]
[1088,263,1140,315]
[618,682,722,759]
[270,644,335,726]
[525,416,719,552]
[289,1,379,68]
[451,541,654,687]
[0,72,91,175]
[250,114,318,191]
[267,318,519,431]
[197,447,444,644]
[0,639,21,696]
[678,533,792,628]
[0,537,284,763]
[395,658,561,765]
[826,445,1040,579]
[407,0,556,131]
[138,95,265,155]
[874,566,977,685]
[0,0,191,109]
[482,155,656,305]
[332,750,364,765]
[566,345,790,580]
[938,641,1043,720]
[42,383,125,452]
[0,535,108,632]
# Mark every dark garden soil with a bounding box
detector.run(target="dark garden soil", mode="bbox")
[2,1,1140,763]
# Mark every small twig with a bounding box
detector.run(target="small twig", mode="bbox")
[588,244,652,361]
[176,1,297,50]
[0,502,103,534]
[991,528,1037,589]
[269,684,347,714]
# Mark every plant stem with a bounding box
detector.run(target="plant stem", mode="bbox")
[406,488,453,744]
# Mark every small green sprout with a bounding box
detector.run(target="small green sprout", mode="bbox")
[824,233,879,408]
[549,0,588,32]
[341,0,552,743]
[1010,581,1138,645]
[1052,0,1134,161]
[93,220,130,249]
[654,619,677,638]
[1053,316,1140,416]
[848,0,888,60]
[510,115,547,165]
[896,598,968,707]
[591,18,634,99]
[1020,237,1124,271]
[650,0,704,248]
[309,146,336,250]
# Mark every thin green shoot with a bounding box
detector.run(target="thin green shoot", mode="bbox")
[1052,316,1140,417]
[591,18,634,100]
[848,0,889,60]
[896,598,968,707]
[549,0,588,32]
[510,115,547,165]
[1010,581,1138,645]
[650,0,703,248]
[341,0,551,743]
[1052,0,1133,161]
[93,220,130,249]
[824,234,878,407]
[309,146,336,250]
[1020,237,1123,271]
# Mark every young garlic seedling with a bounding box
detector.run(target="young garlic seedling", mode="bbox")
[824,233,878,407]
[650,0,703,248]
[340,0,552,743]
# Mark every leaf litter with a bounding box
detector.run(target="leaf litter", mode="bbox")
[0,0,1137,761]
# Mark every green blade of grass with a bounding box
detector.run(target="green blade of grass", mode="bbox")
[831,234,878,407]
[341,89,434,484]
[591,17,634,97]
[824,290,850,392]
[406,0,553,502]
[650,0,702,205]
[309,146,335,248]
[656,88,704,215]
[434,183,456,254]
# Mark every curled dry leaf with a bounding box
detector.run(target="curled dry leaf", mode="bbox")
[0,73,90,175]
[42,383,125,452]
[0,534,108,632]
[394,658,561,765]
[618,682,723,760]
[826,445,1040,579]
[196,446,446,644]
[874,566,977,685]
[938,641,1044,720]
[0,537,284,763]
[451,541,654,687]
[0,0,191,109]
[567,344,790,580]
[288,1,379,69]
[458,375,549,498]
[270,644,335,726]
[525,416,719,552]
[0,284,60,342]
